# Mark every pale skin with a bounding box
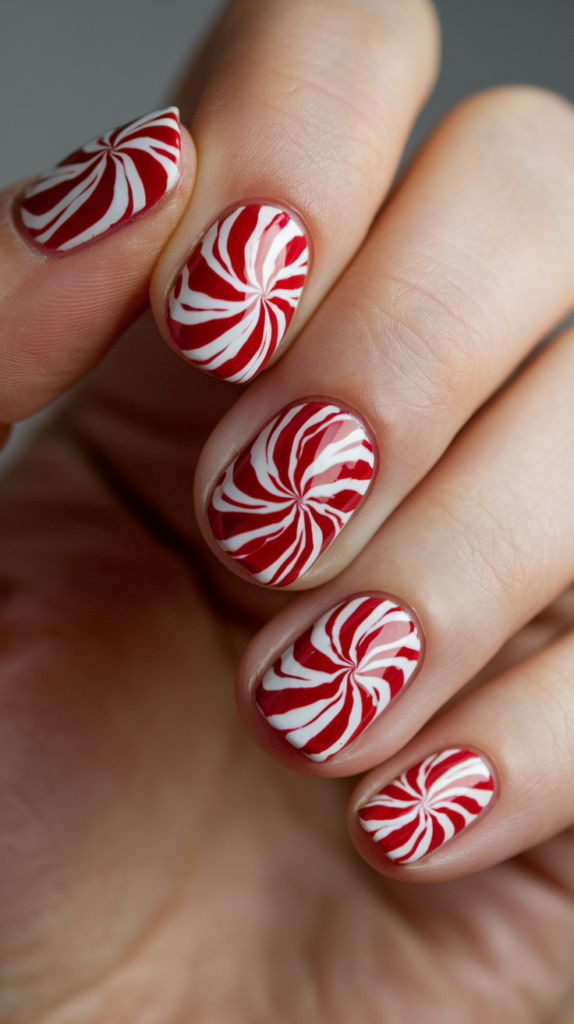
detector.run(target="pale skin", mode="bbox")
[1,0,574,1019]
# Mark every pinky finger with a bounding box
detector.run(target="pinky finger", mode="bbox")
[349,625,574,881]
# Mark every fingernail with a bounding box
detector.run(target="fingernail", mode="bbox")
[359,748,495,863]
[18,107,181,252]
[256,595,422,761]
[208,399,375,586]
[167,202,309,382]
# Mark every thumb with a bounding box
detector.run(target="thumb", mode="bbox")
[1,107,194,432]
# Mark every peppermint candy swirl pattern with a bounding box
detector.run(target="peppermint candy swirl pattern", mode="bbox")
[20,107,181,251]
[208,401,375,586]
[167,203,309,383]
[359,749,495,863]
[257,596,421,761]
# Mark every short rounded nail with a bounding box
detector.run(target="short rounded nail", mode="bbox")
[167,202,309,382]
[256,594,422,761]
[359,748,495,863]
[17,107,181,253]
[207,399,376,586]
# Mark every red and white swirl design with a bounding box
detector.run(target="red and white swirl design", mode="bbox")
[257,596,421,761]
[359,749,495,863]
[208,401,375,586]
[167,204,309,383]
[19,107,181,251]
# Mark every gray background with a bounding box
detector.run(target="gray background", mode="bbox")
[0,0,573,463]
[2,0,574,189]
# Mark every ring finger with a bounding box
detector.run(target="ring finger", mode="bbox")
[236,323,574,779]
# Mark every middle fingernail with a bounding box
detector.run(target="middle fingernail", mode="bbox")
[167,202,309,383]
[207,399,375,586]
[256,594,422,761]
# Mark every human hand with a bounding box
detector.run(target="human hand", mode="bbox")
[3,1,574,1020]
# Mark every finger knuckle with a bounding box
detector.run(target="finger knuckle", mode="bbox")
[431,486,542,604]
[446,86,574,213]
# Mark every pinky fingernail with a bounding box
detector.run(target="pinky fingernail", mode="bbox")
[359,748,495,863]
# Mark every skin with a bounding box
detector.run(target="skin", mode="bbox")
[1,0,574,1020]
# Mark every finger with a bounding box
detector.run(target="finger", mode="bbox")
[348,625,574,880]
[196,86,574,588]
[0,108,194,424]
[150,0,439,382]
[236,323,574,773]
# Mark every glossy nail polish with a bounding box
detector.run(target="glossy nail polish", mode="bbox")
[359,748,495,863]
[18,107,181,252]
[167,203,309,382]
[257,595,422,761]
[208,400,375,586]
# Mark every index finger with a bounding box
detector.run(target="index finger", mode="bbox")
[150,0,440,382]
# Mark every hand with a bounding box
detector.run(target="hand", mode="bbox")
[2,1,574,1020]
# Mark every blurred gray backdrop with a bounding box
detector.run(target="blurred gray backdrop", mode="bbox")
[0,0,573,462]
[2,0,574,188]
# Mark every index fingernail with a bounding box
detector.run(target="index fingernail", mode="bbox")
[167,202,309,382]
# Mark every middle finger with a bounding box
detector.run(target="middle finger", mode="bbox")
[196,86,574,589]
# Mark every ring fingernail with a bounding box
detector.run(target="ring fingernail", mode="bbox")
[208,400,375,586]
[256,595,422,761]
[18,107,181,252]
[359,748,495,863]
[167,203,309,382]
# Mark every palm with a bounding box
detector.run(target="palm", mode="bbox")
[1,314,572,1023]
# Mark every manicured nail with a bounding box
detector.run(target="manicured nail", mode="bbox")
[256,595,422,761]
[208,400,375,586]
[18,107,181,252]
[359,748,495,863]
[167,203,309,382]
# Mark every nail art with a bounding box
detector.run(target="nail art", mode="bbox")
[257,595,421,761]
[167,203,309,382]
[19,107,181,252]
[208,400,375,586]
[359,748,495,863]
